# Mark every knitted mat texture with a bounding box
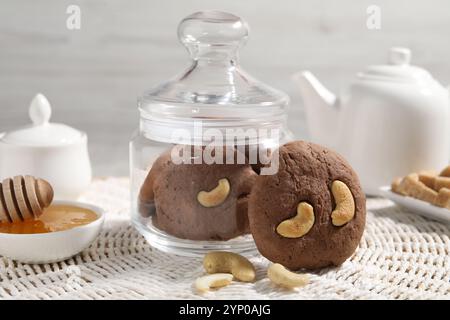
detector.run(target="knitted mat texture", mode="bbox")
[0,177,448,300]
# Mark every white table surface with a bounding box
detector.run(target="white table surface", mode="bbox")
[0,177,448,300]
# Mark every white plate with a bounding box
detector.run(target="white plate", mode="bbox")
[379,186,450,224]
[0,200,104,264]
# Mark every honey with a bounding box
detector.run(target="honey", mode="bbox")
[0,204,98,234]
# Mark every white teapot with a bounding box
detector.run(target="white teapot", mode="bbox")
[293,47,449,195]
[0,94,92,199]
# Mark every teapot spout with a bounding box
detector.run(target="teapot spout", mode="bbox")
[292,71,338,147]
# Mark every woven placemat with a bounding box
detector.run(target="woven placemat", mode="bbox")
[0,177,448,300]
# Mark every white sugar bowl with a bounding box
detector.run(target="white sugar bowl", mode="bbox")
[0,94,92,200]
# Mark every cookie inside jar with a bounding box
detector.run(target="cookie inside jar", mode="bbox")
[138,145,259,240]
[129,11,293,256]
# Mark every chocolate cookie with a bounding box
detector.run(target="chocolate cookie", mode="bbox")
[138,149,173,218]
[139,145,257,240]
[248,141,366,270]
[244,144,273,174]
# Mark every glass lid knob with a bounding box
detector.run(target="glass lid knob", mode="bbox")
[177,11,249,60]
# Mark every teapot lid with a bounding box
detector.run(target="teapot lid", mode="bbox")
[358,47,434,83]
[1,94,84,146]
[138,11,289,122]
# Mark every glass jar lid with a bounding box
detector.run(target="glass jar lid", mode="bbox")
[138,11,289,123]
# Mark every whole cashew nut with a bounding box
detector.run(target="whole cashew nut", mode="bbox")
[195,273,233,292]
[267,263,309,289]
[203,251,256,282]
[276,202,315,238]
[197,178,230,207]
[331,180,355,226]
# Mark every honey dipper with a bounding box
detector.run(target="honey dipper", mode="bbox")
[0,175,54,223]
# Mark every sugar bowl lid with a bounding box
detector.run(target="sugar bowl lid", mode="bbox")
[139,11,289,121]
[1,94,84,146]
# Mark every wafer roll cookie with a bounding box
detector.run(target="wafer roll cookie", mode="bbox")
[391,177,406,195]
[418,173,436,189]
[435,188,450,209]
[399,174,438,204]
[439,165,450,177]
[433,176,450,191]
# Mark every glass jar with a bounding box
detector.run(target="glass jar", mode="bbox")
[130,11,293,256]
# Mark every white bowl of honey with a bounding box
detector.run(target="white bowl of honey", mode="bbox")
[0,200,104,264]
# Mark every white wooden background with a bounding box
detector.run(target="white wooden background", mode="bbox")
[1,0,449,176]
